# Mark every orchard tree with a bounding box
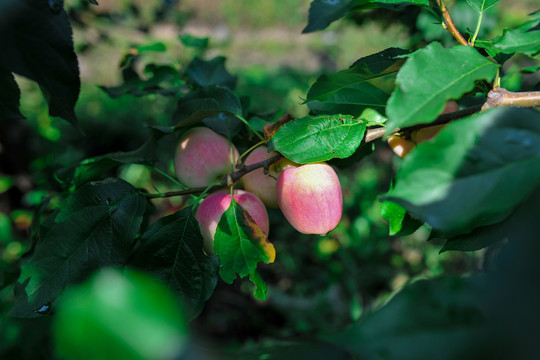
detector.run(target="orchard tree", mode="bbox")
[1,0,540,359]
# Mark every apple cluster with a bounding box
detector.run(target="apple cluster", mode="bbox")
[174,127,343,255]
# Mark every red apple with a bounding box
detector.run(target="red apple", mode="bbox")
[276,162,342,235]
[240,146,281,208]
[174,127,239,188]
[195,190,269,255]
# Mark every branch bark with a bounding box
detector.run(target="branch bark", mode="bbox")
[482,88,540,110]
[437,0,469,46]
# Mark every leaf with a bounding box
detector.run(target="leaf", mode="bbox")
[186,56,237,90]
[215,199,275,284]
[386,43,498,133]
[179,34,209,49]
[128,207,219,319]
[381,201,423,236]
[308,82,389,116]
[306,48,409,102]
[385,107,540,235]
[270,115,366,164]
[0,0,80,127]
[375,0,429,6]
[9,179,146,318]
[465,0,500,13]
[302,0,358,34]
[174,86,243,128]
[101,64,186,98]
[249,272,268,301]
[322,276,490,360]
[54,268,188,360]
[493,29,540,55]
[56,137,160,187]
[0,69,23,120]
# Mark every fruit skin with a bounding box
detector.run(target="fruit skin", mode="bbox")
[174,127,239,188]
[195,190,269,255]
[276,162,342,235]
[387,135,415,159]
[241,146,281,208]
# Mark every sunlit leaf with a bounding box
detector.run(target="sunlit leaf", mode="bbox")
[271,114,366,164]
[386,43,498,133]
[465,0,500,13]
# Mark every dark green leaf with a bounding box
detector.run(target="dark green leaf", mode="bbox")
[271,115,367,164]
[308,82,389,116]
[129,207,219,319]
[323,276,490,360]
[386,43,498,133]
[179,34,210,49]
[202,112,243,138]
[56,137,159,187]
[174,86,242,128]
[0,69,23,120]
[493,29,540,55]
[0,0,80,127]
[215,199,275,284]
[302,0,358,34]
[186,56,237,90]
[101,65,186,98]
[306,48,409,102]
[385,107,540,235]
[54,268,188,360]
[9,179,146,318]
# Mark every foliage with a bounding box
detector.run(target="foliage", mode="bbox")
[1,0,539,359]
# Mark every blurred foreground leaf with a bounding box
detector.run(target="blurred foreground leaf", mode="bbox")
[54,268,188,360]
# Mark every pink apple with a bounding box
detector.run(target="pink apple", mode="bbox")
[240,146,281,208]
[174,127,239,188]
[276,162,342,235]
[195,190,269,255]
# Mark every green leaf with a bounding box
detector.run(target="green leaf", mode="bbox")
[56,137,160,188]
[385,107,540,235]
[249,272,268,301]
[9,179,146,318]
[306,47,409,103]
[179,34,209,49]
[302,0,358,34]
[215,199,275,284]
[186,56,237,90]
[129,207,219,319]
[375,0,429,6]
[174,86,242,128]
[381,201,423,236]
[271,115,367,164]
[386,43,498,133]
[0,70,23,121]
[101,64,186,98]
[308,82,389,116]
[54,268,188,360]
[322,276,489,360]
[465,0,500,13]
[493,29,540,55]
[0,0,80,127]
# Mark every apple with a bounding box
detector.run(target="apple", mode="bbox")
[174,127,239,188]
[195,190,269,255]
[240,146,281,208]
[387,135,415,159]
[276,162,342,235]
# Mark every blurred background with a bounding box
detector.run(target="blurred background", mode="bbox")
[1,0,539,358]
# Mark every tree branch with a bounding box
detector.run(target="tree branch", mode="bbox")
[144,153,284,199]
[437,0,469,46]
[482,88,540,110]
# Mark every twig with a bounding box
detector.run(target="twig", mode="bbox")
[482,88,540,110]
[143,153,284,199]
[437,0,469,46]
[363,105,482,143]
